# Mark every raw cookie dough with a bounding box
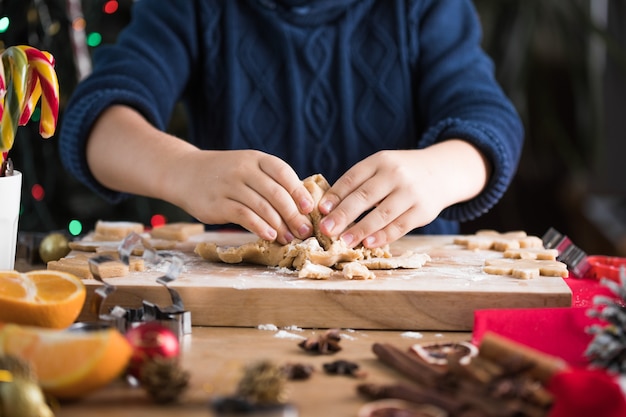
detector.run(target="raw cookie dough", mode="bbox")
[483,258,568,279]
[349,251,432,270]
[68,238,176,254]
[503,247,559,260]
[93,220,145,241]
[47,253,145,279]
[298,261,334,279]
[341,261,376,280]
[302,174,334,250]
[194,174,431,279]
[195,236,391,270]
[454,230,544,251]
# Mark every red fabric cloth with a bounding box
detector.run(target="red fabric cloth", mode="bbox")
[472,277,616,366]
[471,277,626,417]
[547,369,626,417]
[472,306,600,367]
[565,277,616,308]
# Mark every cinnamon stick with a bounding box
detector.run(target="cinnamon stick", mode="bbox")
[369,342,552,417]
[478,332,568,383]
[357,382,463,415]
[372,343,444,386]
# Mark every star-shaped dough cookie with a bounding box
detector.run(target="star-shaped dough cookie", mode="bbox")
[454,230,544,251]
[484,258,568,279]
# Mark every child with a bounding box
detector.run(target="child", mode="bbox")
[59,0,523,248]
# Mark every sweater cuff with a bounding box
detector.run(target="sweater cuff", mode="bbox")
[419,117,515,222]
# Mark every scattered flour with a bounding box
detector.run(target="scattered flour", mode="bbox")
[274,330,306,340]
[400,331,424,339]
[283,325,303,332]
[272,266,297,275]
[258,324,304,332]
[257,324,279,331]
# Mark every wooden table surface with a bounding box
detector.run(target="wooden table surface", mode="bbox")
[31,231,561,415]
[56,326,470,417]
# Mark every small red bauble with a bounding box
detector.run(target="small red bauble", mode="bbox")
[125,322,180,378]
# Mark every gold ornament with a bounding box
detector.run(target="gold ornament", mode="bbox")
[38,233,70,264]
[0,355,54,417]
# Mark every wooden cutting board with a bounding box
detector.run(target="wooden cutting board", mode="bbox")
[76,232,572,331]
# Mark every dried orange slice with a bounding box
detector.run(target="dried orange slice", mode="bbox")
[0,270,86,329]
[0,323,132,399]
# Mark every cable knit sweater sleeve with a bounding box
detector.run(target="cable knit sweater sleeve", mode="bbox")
[59,0,523,234]
[59,0,200,202]
[408,0,524,223]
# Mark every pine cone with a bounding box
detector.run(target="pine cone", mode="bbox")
[586,268,626,373]
[139,357,190,404]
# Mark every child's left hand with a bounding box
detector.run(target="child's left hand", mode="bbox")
[317,140,491,248]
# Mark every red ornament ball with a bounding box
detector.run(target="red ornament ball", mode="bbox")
[125,322,180,378]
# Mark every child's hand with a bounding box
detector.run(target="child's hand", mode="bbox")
[172,149,314,244]
[317,140,491,248]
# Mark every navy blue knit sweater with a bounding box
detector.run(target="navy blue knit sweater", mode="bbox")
[59,0,524,234]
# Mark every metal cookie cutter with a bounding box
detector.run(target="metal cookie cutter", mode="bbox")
[542,227,626,282]
[89,232,192,339]
[88,254,131,331]
[141,255,192,339]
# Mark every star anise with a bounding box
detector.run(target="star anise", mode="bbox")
[298,328,342,354]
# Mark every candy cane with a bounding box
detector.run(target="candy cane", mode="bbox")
[0,61,6,121]
[0,46,28,152]
[18,64,42,126]
[18,46,59,138]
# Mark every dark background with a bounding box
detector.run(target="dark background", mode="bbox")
[1,0,625,256]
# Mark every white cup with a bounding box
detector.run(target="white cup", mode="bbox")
[0,170,22,270]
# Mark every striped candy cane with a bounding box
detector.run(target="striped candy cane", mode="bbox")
[0,46,28,153]
[0,45,59,163]
[18,45,60,139]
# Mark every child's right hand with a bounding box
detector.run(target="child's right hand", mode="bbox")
[170,149,314,244]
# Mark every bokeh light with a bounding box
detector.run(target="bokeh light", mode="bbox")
[0,17,9,33]
[68,220,83,236]
[31,184,45,201]
[151,214,167,228]
[87,32,102,47]
[103,0,119,14]
[72,17,86,31]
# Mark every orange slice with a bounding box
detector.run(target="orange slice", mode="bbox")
[0,270,86,329]
[0,323,132,399]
